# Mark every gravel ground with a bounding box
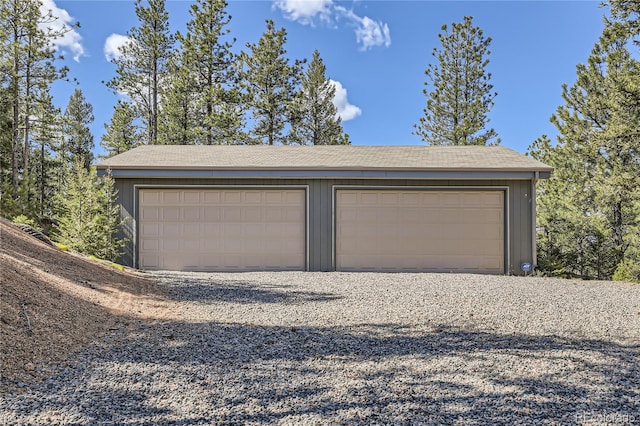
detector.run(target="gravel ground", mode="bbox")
[1,272,639,425]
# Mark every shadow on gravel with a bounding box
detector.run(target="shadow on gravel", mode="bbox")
[5,322,638,425]
[159,275,341,304]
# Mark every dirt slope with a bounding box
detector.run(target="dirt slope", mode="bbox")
[0,218,166,393]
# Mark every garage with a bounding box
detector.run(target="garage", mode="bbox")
[137,188,306,271]
[97,145,552,274]
[335,189,504,273]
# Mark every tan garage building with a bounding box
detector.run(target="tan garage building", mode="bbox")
[96,145,552,275]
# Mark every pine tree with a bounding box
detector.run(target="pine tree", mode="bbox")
[529,136,615,278]
[62,88,94,170]
[95,169,125,262]
[0,0,72,219]
[414,16,499,146]
[31,91,61,219]
[106,0,173,145]
[184,0,243,144]
[529,1,640,281]
[240,20,303,145]
[54,162,125,262]
[101,101,140,157]
[159,50,196,145]
[0,87,12,213]
[162,0,245,145]
[290,50,350,145]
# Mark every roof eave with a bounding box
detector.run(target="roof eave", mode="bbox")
[97,168,552,180]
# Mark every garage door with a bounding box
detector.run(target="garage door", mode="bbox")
[138,189,306,271]
[335,189,504,273]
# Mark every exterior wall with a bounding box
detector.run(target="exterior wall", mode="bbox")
[114,177,536,275]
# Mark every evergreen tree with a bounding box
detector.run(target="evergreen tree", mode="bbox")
[54,162,125,262]
[31,91,61,218]
[159,49,196,145]
[101,101,140,157]
[0,86,14,215]
[529,2,640,281]
[185,0,243,144]
[106,0,173,145]
[240,20,303,145]
[529,136,615,278]
[162,0,245,145]
[290,50,350,145]
[62,88,94,170]
[0,0,72,219]
[414,16,499,146]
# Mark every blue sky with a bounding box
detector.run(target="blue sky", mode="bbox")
[47,0,605,156]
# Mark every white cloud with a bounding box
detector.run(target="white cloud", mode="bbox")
[104,34,131,61]
[354,15,391,51]
[39,0,84,62]
[335,6,391,51]
[330,79,361,121]
[272,0,390,50]
[273,0,332,25]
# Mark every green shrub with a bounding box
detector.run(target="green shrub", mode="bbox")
[613,259,640,283]
[12,214,39,229]
[52,162,125,262]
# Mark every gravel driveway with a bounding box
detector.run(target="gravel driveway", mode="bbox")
[2,272,639,425]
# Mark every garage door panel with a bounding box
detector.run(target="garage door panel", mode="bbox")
[203,223,221,236]
[242,207,261,221]
[162,239,180,251]
[482,210,503,223]
[201,239,220,251]
[140,190,161,204]
[139,189,306,271]
[264,224,283,237]
[161,191,181,204]
[338,208,357,222]
[140,255,159,269]
[263,192,281,203]
[142,239,159,251]
[203,192,221,204]
[183,192,200,203]
[223,239,243,252]
[380,192,398,204]
[285,191,304,204]
[357,209,377,222]
[141,207,159,221]
[202,208,221,221]
[183,207,200,221]
[161,207,180,220]
[285,207,305,221]
[281,222,304,237]
[243,191,263,203]
[162,223,180,238]
[182,239,200,252]
[182,223,200,236]
[140,223,159,237]
[222,207,241,220]
[264,207,284,221]
[336,189,504,273]
[223,191,242,203]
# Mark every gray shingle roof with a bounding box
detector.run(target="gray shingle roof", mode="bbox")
[96,145,552,173]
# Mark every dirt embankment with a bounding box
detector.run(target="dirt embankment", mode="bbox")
[0,218,168,393]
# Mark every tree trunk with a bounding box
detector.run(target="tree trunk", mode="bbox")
[23,41,31,175]
[152,57,158,145]
[612,200,625,262]
[11,23,20,197]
